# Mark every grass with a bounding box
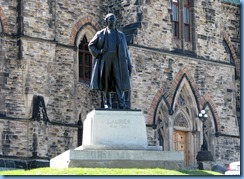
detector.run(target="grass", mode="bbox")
[0,167,222,175]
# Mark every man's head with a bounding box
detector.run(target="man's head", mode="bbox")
[104,13,116,27]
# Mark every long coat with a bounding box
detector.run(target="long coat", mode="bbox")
[88,28,133,92]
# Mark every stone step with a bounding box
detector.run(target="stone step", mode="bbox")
[50,149,184,169]
[77,145,162,151]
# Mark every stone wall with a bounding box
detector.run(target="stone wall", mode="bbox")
[0,119,29,157]
[215,136,240,165]
[55,0,105,45]
[134,0,173,50]
[130,46,239,136]
[0,1,17,34]
[0,118,79,165]
[221,4,240,58]
[4,38,24,117]
[133,0,240,64]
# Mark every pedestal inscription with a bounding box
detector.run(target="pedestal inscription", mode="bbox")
[82,109,148,148]
[107,118,130,129]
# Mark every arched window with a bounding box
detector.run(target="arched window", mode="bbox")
[223,40,237,80]
[79,36,92,84]
[223,40,234,64]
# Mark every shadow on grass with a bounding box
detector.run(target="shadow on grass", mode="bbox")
[178,170,222,175]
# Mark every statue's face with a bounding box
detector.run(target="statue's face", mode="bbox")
[106,15,116,27]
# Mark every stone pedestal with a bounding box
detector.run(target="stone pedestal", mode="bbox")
[50,109,184,169]
[196,151,213,162]
[81,109,148,149]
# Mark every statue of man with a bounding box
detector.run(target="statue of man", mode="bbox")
[88,13,133,109]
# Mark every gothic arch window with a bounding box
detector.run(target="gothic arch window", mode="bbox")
[200,107,216,158]
[155,100,170,150]
[157,129,164,150]
[223,40,237,80]
[223,40,235,64]
[78,36,92,84]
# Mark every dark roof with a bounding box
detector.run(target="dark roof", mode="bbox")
[222,0,240,6]
[121,22,140,45]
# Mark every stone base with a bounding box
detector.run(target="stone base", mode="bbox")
[78,109,162,151]
[0,157,49,170]
[197,161,215,170]
[77,145,162,151]
[196,151,213,161]
[50,149,184,169]
[50,109,184,169]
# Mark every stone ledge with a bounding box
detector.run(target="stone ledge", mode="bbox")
[0,158,49,169]
[50,149,184,169]
[76,145,162,151]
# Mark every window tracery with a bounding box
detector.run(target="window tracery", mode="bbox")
[174,113,189,128]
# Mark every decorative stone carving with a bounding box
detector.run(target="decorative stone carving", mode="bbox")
[174,113,188,128]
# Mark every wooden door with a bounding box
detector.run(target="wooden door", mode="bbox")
[173,130,188,165]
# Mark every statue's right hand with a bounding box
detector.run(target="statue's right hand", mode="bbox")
[100,48,108,54]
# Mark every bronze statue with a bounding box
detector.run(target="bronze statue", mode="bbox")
[88,13,133,109]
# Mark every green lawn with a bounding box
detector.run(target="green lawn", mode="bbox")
[0,167,222,175]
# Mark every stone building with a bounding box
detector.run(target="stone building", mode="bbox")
[0,0,240,169]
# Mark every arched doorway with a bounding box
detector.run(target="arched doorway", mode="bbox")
[171,81,200,166]
[155,78,201,167]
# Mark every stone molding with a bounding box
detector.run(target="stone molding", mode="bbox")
[223,32,240,78]
[202,94,221,132]
[69,16,101,46]
[221,3,240,13]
